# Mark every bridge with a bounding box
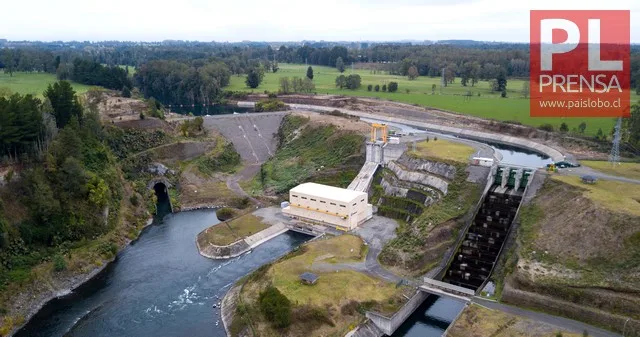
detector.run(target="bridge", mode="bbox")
[419,277,474,303]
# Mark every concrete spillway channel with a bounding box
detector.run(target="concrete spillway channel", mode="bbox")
[442,166,533,292]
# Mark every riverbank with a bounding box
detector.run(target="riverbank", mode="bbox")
[4,214,154,337]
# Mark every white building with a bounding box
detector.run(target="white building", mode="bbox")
[282,182,373,230]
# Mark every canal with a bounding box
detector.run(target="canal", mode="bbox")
[16,208,311,337]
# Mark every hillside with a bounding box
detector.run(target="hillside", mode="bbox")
[252,112,368,195]
[501,177,640,336]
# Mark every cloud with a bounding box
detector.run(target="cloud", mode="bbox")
[0,0,638,42]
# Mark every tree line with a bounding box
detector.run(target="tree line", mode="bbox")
[64,59,132,91]
[134,59,231,105]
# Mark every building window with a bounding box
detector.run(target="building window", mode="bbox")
[310,198,316,201]
[320,200,326,203]
[351,212,357,215]
[340,204,346,208]
[361,199,365,202]
[292,195,298,198]
[353,203,357,206]
[301,197,307,200]
[330,202,336,206]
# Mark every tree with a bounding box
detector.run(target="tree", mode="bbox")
[407,66,419,80]
[560,122,569,133]
[522,81,530,98]
[345,74,361,90]
[306,66,314,80]
[259,286,291,329]
[1,50,15,77]
[432,84,437,95]
[279,77,291,94]
[596,128,604,140]
[336,57,345,73]
[388,82,398,92]
[496,71,508,92]
[578,122,587,134]
[245,67,264,88]
[335,75,347,89]
[122,86,131,98]
[44,81,83,129]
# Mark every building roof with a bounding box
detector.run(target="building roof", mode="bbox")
[290,182,366,203]
[300,272,319,283]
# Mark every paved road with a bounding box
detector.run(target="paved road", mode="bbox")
[556,165,640,184]
[472,298,623,337]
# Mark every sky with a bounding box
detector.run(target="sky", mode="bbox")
[2,0,640,42]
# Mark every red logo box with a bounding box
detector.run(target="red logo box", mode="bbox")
[530,10,630,118]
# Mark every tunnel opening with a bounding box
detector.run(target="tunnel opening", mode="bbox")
[153,182,172,216]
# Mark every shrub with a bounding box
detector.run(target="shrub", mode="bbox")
[130,194,139,206]
[216,207,236,221]
[374,84,380,92]
[382,84,387,92]
[267,92,278,98]
[501,89,507,98]
[388,82,398,93]
[538,123,555,132]
[53,254,66,272]
[559,122,569,133]
[139,112,145,120]
[255,98,287,112]
[258,286,291,329]
[230,197,251,209]
[367,84,373,91]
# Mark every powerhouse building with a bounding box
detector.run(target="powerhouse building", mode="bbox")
[282,182,373,230]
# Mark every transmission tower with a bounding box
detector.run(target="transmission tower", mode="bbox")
[608,117,622,166]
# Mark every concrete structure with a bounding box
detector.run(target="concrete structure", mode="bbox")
[347,162,379,192]
[283,182,373,230]
[365,142,385,164]
[472,157,495,167]
[365,290,429,336]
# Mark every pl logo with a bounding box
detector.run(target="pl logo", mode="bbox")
[530,10,630,118]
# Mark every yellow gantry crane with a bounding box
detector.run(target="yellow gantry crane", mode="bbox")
[370,123,388,143]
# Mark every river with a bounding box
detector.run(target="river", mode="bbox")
[16,208,311,337]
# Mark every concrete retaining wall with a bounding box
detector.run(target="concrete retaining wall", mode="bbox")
[387,161,449,195]
[396,155,457,180]
[366,290,429,336]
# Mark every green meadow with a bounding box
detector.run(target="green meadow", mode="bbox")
[228,64,638,137]
[0,72,92,97]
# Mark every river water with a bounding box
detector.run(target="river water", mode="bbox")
[16,209,310,337]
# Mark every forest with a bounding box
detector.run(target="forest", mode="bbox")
[0,83,123,290]
[2,42,640,96]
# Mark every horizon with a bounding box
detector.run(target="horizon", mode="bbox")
[2,0,639,43]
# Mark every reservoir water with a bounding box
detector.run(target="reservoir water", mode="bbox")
[16,209,311,337]
[391,295,466,337]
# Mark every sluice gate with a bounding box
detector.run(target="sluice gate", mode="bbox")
[441,166,533,291]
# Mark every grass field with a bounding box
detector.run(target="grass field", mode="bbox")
[447,304,582,337]
[551,175,640,216]
[0,72,92,97]
[197,213,268,246]
[236,235,409,336]
[228,64,638,136]
[408,138,476,163]
[582,160,640,180]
